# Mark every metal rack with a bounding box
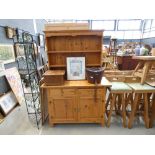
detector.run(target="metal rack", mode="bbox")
[13,31,41,129]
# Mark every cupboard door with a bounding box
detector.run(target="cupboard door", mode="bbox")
[48,97,77,123]
[78,97,103,122]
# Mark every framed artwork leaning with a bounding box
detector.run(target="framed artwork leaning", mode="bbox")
[0,91,18,116]
[67,57,85,80]
[0,44,15,64]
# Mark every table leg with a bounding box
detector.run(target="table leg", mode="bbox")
[141,62,152,84]
[132,61,143,76]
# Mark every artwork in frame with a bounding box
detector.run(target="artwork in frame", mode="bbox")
[5,67,25,105]
[5,26,16,39]
[38,34,45,47]
[67,57,85,80]
[0,91,18,116]
[14,43,25,58]
[0,44,15,64]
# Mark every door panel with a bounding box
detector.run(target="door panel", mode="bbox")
[48,97,76,122]
[78,97,101,120]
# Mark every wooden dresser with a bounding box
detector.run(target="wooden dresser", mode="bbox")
[41,77,111,126]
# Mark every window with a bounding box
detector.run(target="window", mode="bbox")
[118,20,141,30]
[144,19,152,31]
[92,20,115,30]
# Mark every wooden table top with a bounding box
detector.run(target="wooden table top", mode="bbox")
[41,77,112,88]
[132,56,155,61]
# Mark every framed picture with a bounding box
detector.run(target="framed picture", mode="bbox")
[0,91,18,116]
[38,34,45,47]
[14,43,25,58]
[67,57,85,80]
[5,67,25,105]
[5,26,16,39]
[0,44,15,64]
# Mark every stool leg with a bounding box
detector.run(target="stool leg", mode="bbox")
[144,93,150,128]
[106,93,112,117]
[128,93,140,129]
[107,94,116,127]
[150,94,155,128]
[122,94,127,128]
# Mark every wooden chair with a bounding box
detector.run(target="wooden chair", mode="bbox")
[106,77,133,127]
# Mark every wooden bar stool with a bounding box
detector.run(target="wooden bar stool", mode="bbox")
[127,83,155,128]
[106,77,133,128]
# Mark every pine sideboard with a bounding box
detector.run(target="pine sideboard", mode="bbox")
[40,77,111,126]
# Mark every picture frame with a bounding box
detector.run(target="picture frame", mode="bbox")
[0,91,18,116]
[67,57,85,80]
[0,44,15,64]
[14,43,25,58]
[38,34,45,47]
[5,26,16,39]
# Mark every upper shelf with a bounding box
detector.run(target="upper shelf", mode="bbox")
[47,50,101,53]
[44,30,103,37]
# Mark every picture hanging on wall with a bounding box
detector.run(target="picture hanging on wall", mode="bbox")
[14,43,25,58]
[67,57,85,80]
[0,44,15,64]
[5,26,16,39]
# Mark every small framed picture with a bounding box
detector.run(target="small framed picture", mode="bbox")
[38,34,45,47]
[5,26,16,39]
[0,44,15,64]
[14,43,25,58]
[0,91,18,116]
[67,57,85,80]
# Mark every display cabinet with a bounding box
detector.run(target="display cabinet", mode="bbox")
[44,30,103,70]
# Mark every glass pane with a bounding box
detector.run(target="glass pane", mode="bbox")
[143,32,150,38]
[76,20,89,23]
[144,19,152,30]
[149,31,155,37]
[92,20,115,30]
[151,19,155,28]
[124,31,141,39]
[104,31,116,37]
[118,20,141,30]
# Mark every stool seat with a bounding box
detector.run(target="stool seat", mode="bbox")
[127,83,155,93]
[110,82,133,93]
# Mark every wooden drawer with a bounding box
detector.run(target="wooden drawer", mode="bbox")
[78,89,104,97]
[48,88,76,98]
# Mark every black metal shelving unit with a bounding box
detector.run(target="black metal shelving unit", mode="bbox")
[13,31,41,129]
